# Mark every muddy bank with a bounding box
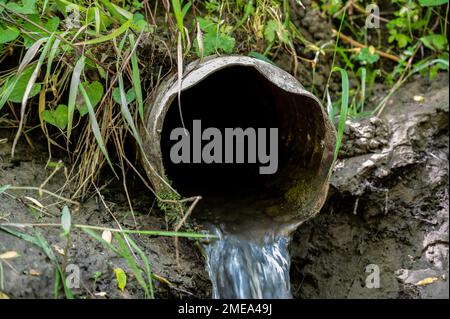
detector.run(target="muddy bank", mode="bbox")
[291,73,449,299]
[0,72,448,299]
[0,137,211,298]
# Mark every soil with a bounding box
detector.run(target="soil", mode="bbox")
[0,71,448,299]
[291,72,449,299]
[0,135,211,299]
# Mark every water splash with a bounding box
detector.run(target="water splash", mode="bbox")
[204,226,292,299]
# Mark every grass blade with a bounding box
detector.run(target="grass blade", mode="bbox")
[80,19,131,45]
[42,0,49,13]
[93,7,101,36]
[12,35,55,157]
[124,234,154,298]
[332,67,349,163]
[128,34,144,121]
[118,73,142,146]
[171,0,185,39]
[35,231,74,299]
[326,88,334,121]
[113,233,149,298]
[99,0,128,23]
[0,185,11,194]
[67,55,86,139]
[78,82,116,174]
[45,35,64,82]
[176,31,186,130]
[0,37,47,111]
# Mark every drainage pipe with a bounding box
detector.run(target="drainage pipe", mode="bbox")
[139,56,336,227]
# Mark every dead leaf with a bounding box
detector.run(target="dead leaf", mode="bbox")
[415,277,439,286]
[52,244,65,256]
[94,292,107,297]
[0,251,19,259]
[24,196,44,208]
[413,95,425,102]
[101,230,112,244]
[29,269,42,276]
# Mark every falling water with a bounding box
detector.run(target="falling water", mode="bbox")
[204,225,292,299]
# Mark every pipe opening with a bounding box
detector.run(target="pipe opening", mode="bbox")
[160,65,328,208]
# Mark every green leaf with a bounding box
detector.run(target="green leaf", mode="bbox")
[61,205,71,236]
[114,268,127,291]
[6,66,41,103]
[395,33,411,48]
[42,104,69,129]
[356,47,380,65]
[264,20,277,43]
[47,161,64,168]
[420,34,448,51]
[197,17,216,34]
[112,87,135,104]
[419,0,448,7]
[131,13,151,32]
[195,31,235,56]
[77,81,104,116]
[216,33,235,53]
[0,25,20,44]
[5,0,37,14]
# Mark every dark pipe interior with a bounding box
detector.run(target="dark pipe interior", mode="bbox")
[161,66,325,203]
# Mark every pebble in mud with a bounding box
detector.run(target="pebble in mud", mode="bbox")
[338,116,390,158]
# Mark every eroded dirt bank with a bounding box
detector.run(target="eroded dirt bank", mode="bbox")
[0,73,448,299]
[291,73,449,299]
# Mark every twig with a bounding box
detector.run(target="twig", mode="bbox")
[39,161,63,195]
[351,2,390,23]
[7,186,80,207]
[332,29,401,62]
[173,196,202,267]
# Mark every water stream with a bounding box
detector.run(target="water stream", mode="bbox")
[204,225,292,299]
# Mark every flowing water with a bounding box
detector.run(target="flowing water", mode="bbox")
[203,225,293,299]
